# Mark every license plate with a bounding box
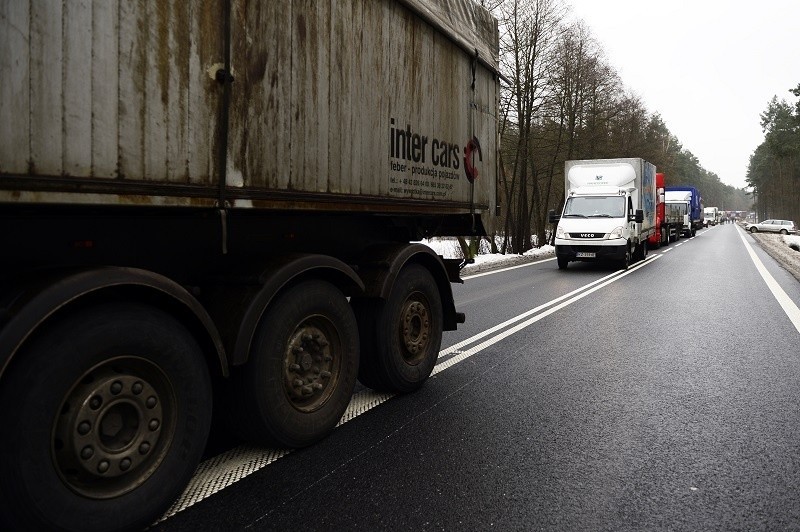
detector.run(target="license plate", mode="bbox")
[576,252,596,258]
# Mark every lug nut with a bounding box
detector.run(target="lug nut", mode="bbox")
[146,396,157,408]
[139,442,151,455]
[120,458,132,471]
[97,460,110,474]
[132,382,144,395]
[81,446,94,460]
[78,421,92,435]
[148,419,160,431]
[110,381,123,395]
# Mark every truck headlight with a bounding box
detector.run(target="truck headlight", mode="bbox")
[608,226,624,239]
[556,225,566,239]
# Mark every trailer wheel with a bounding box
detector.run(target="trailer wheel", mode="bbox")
[230,280,358,448]
[0,303,212,532]
[354,263,442,393]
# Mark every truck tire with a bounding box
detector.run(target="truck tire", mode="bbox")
[640,241,648,261]
[0,303,212,532]
[353,263,442,393]
[557,256,568,270]
[620,242,631,270]
[230,280,358,448]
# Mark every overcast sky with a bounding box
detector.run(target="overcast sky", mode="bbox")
[565,0,799,189]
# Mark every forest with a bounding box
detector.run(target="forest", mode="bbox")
[747,86,800,224]
[474,0,774,254]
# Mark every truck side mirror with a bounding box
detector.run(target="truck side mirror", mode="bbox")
[633,209,644,223]
[548,209,559,224]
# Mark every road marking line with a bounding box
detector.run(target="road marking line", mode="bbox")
[737,228,800,334]
[433,255,660,375]
[159,255,660,522]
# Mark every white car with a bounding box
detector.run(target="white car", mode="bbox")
[745,219,797,235]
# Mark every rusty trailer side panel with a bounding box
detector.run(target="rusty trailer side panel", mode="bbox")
[0,1,224,193]
[0,0,499,220]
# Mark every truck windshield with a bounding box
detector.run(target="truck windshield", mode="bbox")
[563,196,626,218]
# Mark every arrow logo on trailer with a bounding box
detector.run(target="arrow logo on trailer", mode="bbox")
[464,136,482,183]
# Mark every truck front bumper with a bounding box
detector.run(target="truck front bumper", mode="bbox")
[554,240,626,262]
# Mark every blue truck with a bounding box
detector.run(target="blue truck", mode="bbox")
[665,186,704,237]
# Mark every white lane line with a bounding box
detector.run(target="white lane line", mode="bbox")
[433,255,660,375]
[440,266,628,357]
[737,228,800,334]
[159,255,659,521]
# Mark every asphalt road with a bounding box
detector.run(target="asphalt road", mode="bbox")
[155,224,800,531]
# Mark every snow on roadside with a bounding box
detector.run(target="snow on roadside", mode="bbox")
[417,237,555,273]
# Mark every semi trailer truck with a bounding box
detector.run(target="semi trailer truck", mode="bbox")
[665,186,703,237]
[649,172,684,247]
[0,1,500,530]
[549,158,656,270]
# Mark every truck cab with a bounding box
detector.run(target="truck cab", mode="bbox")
[553,186,642,269]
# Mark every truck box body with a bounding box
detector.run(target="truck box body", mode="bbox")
[553,158,656,268]
[0,0,498,227]
[0,2,501,529]
[665,186,703,236]
[703,207,719,227]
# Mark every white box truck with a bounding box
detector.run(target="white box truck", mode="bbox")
[549,158,656,270]
[704,206,719,227]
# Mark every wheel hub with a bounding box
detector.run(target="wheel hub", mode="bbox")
[400,299,430,364]
[52,359,171,499]
[284,324,336,410]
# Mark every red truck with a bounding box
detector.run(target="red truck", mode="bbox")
[648,173,684,248]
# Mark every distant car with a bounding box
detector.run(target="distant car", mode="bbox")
[745,219,797,235]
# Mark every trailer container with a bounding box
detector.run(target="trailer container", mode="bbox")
[0,1,500,530]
